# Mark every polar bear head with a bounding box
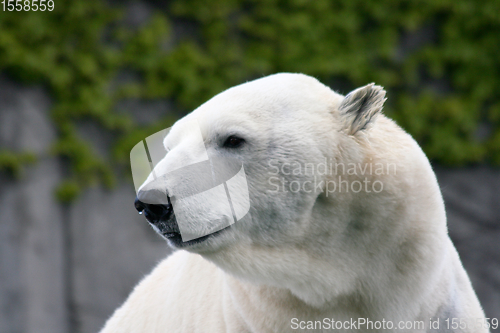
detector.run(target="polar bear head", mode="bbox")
[134,73,446,306]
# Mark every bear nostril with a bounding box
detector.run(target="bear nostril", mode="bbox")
[148,204,165,217]
[134,198,145,214]
[143,210,154,222]
[134,197,173,223]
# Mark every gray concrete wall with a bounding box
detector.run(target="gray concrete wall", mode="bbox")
[436,167,500,321]
[0,77,171,333]
[0,79,67,333]
[0,76,499,333]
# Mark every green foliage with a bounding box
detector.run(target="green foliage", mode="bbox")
[0,0,128,199]
[0,151,37,178]
[1,0,499,201]
[55,180,81,203]
[170,0,500,164]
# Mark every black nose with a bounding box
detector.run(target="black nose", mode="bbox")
[134,197,173,224]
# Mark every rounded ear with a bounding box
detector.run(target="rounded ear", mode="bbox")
[339,83,387,135]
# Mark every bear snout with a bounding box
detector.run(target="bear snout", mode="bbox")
[134,197,174,225]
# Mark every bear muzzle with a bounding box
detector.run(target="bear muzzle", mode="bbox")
[134,196,181,238]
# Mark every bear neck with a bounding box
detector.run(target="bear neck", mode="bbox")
[203,164,450,319]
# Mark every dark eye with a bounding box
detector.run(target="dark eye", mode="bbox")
[223,135,245,148]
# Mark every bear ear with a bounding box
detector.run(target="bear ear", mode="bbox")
[339,83,387,135]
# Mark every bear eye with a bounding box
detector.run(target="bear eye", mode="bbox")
[223,135,245,148]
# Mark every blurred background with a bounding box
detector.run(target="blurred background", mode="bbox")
[0,0,499,332]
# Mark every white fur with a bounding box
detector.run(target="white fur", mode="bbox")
[101,73,487,333]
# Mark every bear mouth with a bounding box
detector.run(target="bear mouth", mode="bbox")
[158,219,229,248]
[144,213,204,247]
[162,230,211,247]
[150,213,218,248]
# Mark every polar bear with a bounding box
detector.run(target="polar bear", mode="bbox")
[100,73,488,333]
